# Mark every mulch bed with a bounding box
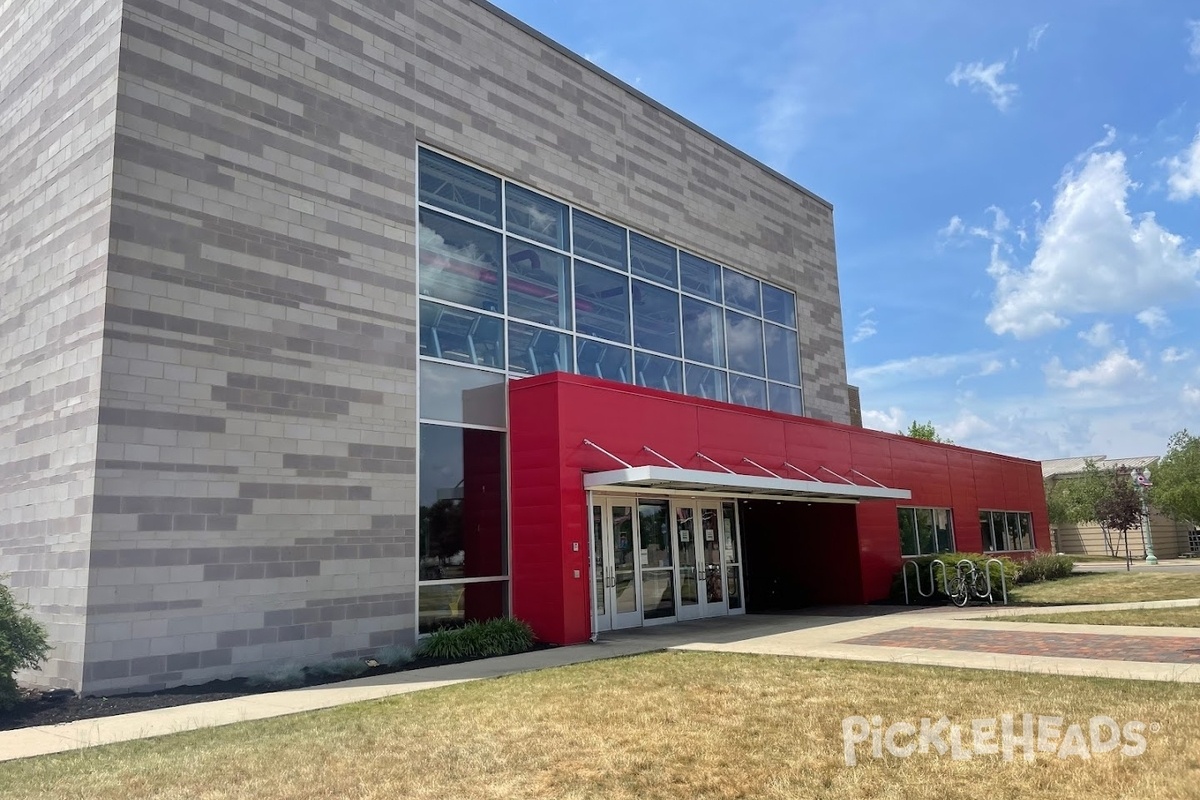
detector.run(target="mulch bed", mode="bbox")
[2,644,556,733]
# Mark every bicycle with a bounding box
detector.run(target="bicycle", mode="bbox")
[944,560,992,607]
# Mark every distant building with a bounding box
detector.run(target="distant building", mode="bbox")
[1042,456,1199,559]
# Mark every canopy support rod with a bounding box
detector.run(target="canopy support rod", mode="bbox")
[582,439,631,468]
[819,466,857,485]
[783,462,822,482]
[695,451,736,474]
[642,446,682,469]
[849,469,888,489]
[742,457,781,478]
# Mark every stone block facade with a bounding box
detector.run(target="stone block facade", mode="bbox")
[1,0,850,693]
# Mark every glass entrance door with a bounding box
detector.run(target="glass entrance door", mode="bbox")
[591,498,641,631]
[698,504,728,616]
[674,503,702,620]
[638,499,676,624]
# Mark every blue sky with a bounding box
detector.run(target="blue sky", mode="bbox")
[491,1,1200,460]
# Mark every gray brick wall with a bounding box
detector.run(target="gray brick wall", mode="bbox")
[4,0,849,693]
[0,0,123,689]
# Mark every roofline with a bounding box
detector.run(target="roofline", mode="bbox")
[468,0,834,212]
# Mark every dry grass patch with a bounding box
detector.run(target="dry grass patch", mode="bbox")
[1009,572,1200,605]
[996,607,1200,628]
[2,653,1200,799]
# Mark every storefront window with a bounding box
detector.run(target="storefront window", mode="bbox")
[419,209,503,312]
[899,507,954,556]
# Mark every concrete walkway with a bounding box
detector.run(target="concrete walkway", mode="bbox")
[5,600,1200,763]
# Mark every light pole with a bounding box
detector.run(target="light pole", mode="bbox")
[1134,468,1157,565]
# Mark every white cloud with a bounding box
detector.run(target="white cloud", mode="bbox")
[757,89,806,170]
[1027,24,1050,52]
[985,150,1200,338]
[1089,124,1117,151]
[1044,348,1146,390]
[945,411,996,442]
[978,358,1005,376]
[850,351,997,385]
[947,60,1018,111]
[1184,385,1200,406]
[1136,306,1170,331]
[939,215,965,238]
[1078,322,1113,348]
[862,406,905,433]
[851,308,877,343]
[1161,347,1192,363]
[1166,128,1200,201]
[1188,20,1200,72]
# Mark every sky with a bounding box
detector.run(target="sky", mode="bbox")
[489,0,1200,461]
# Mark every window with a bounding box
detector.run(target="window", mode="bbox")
[980,510,1035,552]
[416,148,805,415]
[898,507,954,557]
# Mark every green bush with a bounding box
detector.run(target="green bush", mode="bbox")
[376,645,414,668]
[890,553,1018,604]
[1015,554,1076,584]
[247,662,307,690]
[0,580,50,710]
[419,617,535,660]
[306,657,369,682]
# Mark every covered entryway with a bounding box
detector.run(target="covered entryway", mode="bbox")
[590,493,745,632]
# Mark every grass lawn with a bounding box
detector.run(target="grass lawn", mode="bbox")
[3,652,1200,799]
[1008,572,1200,605]
[996,607,1200,628]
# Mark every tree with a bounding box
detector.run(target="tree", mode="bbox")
[0,579,50,710]
[1044,460,1119,554]
[1151,429,1200,530]
[900,420,953,444]
[1094,469,1144,570]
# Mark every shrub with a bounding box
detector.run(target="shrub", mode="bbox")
[0,580,51,710]
[890,553,1018,605]
[1015,554,1076,584]
[306,658,369,682]
[376,644,414,668]
[419,617,535,660]
[247,662,307,690]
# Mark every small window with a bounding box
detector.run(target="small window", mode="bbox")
[574,261,630,344]
[723,268,761,315]
[419,209,503,312]
[899,507,954,557]
[507,322,572,376]
[725,311,765,377]
[767,383,802,415]
[682,297,725,367]
[630,233,678,288]
[635,352,682,394]
[679,252,722,301]
[981,510,1034,552]
[577,339,632,384]
[764,323,800,385]
[506,240,570,328]
[632,279,680,356]
[729,375,767,410]
[505,184,569,249]
[684,364,728,402]
[762,285,797,328]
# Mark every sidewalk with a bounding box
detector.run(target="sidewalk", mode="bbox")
[4,600,1200,763]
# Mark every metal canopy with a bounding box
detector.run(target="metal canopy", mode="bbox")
[582,464,911,503]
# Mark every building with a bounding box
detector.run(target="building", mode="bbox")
[1,0,1048,695]
[1042,456,1199,559]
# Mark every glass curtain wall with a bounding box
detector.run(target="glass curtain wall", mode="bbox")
[417,147,806,413]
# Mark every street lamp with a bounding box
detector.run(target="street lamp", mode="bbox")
[1133,467,1157,566]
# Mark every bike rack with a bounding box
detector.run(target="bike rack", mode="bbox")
[902,557,1008,606]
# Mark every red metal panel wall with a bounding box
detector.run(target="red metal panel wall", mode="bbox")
[509,373,1049,643]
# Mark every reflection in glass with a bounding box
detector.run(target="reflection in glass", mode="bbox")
[420,301,504,369]
[764,323,800,384]
[762,284,797,327]
[723,268,761,315]
[722,502,739,564]
[989,511,1008,551]
[726,311,765,377]
[677,507,698,607]
[419,149,501,226]
[640,500,674,620]
[979,512,993,552]
[684,364,728,402]
[679,252,721,301]
[573,210,627,269]
[767,383,802,416]
[592,505,605,615]
[418,580,507,634]
[419,424,506,581]
[1006,512,1023,550]
[507,240,570,327]
[701,508,723,603]
[635,352,682,394]
[419,361,506,427]
[612,505,637,614]
[933,509,954,553]
[632,280,680,356]
[630,233,678,287]
[916,509,935,556]
[729,375,767,410]
[506,184,568,249]
[574,261,630,343]
[899,508,918,556]
[508,322,572,376]
[727,565,742,609]
[419,209,503,311]
[577,339,632,383]
[682,297,725,367]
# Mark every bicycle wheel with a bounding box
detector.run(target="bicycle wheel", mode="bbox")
[945,574,969,607]
[971,568,991,602]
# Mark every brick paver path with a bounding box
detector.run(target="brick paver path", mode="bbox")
[844,627,1200,664]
